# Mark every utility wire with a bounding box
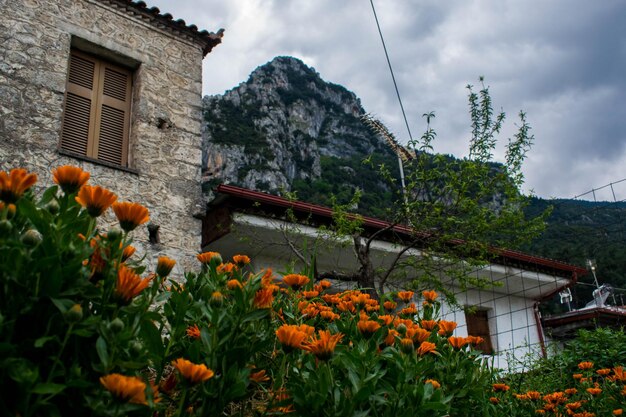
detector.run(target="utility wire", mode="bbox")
[368,0,414,143]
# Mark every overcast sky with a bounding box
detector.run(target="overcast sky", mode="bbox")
[149,0,626,200]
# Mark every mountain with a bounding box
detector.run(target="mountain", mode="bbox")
[201,56,626,300]
[201,56,399,218]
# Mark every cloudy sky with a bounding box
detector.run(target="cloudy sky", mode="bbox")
[150,0,626,200]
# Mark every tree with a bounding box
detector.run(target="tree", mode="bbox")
[281,78,549,300]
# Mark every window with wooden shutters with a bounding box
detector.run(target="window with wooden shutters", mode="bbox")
[60,50,132,167]
[465,309,494,354]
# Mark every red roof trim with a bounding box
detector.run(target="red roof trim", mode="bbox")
[213,184,588,277]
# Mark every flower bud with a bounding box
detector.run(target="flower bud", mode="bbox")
[46,200,60,215]
[6,204,16,220]
[21,229,43,247]
[129,340,143,354]
[107,227,122,242]
[396,323,407,336]
[109,318,125,333]
[0,220,12,235]
[210,291,224,307]
[65,304,83,322]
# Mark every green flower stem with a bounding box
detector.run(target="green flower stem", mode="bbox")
[175,389,189,417]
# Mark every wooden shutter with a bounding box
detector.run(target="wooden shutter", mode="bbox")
[60,50,132,166]
[465,309,494,354]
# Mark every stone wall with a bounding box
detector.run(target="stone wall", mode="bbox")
[0,0,210,274]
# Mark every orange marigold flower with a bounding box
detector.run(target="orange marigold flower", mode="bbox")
[227,279,243,290]
[422,290,438,303]
[397,291,414,303]
[282,274,310,290]
[596,368,611,376]
[217,262,237,274]
[254,288,274,309]
[197,251,222,264]
[357,320,381,337]
[408,327,431,344]
[378,314,394,325]
[52,165,89,194]
[302,290,319,300]
[613,366,626,382]
[113,202,149,232]
[489,397,499,405]
[437,320,457,336]
[425,379,440,389]
[420,320,437,330]
[383,301,397,312]
[578,361,594,370]
[535,411,546,415]
[250,369,270,383]
[100,373,147,405]
[115,265,152,303]
[156,256,176,278]
[232,254,250,265]
[186,324,201,339]
[586,387,602,395]
[565,401,583,411]
[0,168,37,203]
[121,245,136,262]
[320,310,340,321]
[172,358,215,384]
[384,329,399,346]
[466,335,484,346]
[613,409,623,416]
[318,279,332,289]
[564,388,577,396]
[493,383,510,392]
[210,291,224,306]
[399,337,414,353]
[76,185,117,217]
[543,392,567,404]
[526,391,541,400]
[416,341,437,356]
[304,330,343,361]
[276,324,309,352]
[573,373,583,380]
[448,336,469,349]
[400,303,417,316]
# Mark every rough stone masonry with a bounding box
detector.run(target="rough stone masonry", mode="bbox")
[0,0,222,273]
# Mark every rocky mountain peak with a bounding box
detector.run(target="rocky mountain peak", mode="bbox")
[201,56,395,199]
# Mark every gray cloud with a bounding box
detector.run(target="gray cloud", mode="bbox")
[148,0,626,199]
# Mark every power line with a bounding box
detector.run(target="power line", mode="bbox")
[368,0,414,143]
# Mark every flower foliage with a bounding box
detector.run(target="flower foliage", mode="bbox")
[2,165,618,417]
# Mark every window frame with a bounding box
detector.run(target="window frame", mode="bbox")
[59,48,135,170]
[464,308,495,354]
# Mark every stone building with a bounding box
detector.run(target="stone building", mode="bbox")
[0,0,223,271]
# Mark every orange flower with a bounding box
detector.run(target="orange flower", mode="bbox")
[399,337,414,353]
[613,366,626,382]
[156,256,176,278]
[115,265,152,303]
[52,165,89,194]
[197,251,222,264]
[613,410,623,416]
[100,373,147,405]
[466,335,484,346]
[408,327,431,344]
[535,411,546,415]
[422,290,438,303]
[564,388,577,396]
[526,391,541,400]
[416,341,437,356]
[378,315,394,326]
[318,280,332,289]
[400,303,417,316]
[578,361,594,370]
[227,279,243,290]
[113,202,149,232]
[565,401,582,411]
[573,373,583,380]
[186,324,201,339]
[586,387,602,395]
[276,324,309,352]
[304,330,343,361]
[448,336,469,349]
[437,320,457,336]
[232,254,250,265]
[383,301,397,312]
[250,369,270,383]
[596,368,611,376]
[76,185,117,217]
[493,383,510,392]
[302,290,319,300]
[320,310,340,321]
[420,320,437,330]
[172,358,215,384]
[357,320,381,337]
[254,288,274,309]
[217,262,237,274]
[397,291,414,303]
[121,245,136,262]
[489,397,499,404]
[282,274,310,290]
[425,379,440,389]
[0,168,37,203]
